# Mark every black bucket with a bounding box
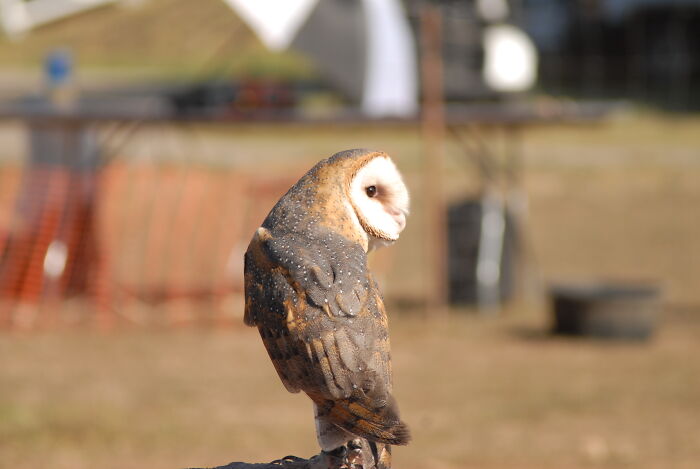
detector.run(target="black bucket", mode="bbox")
[550,282,661,340]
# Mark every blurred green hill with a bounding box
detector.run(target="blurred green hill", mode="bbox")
[0,0,314,80]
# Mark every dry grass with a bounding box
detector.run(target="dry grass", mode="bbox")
[1,311,699,469]
[92,113,700,307]
[0,112,699,468]
[0,0,312,81]
[520,111,700,306]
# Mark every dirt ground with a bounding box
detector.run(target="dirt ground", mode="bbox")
[1,311,699,469]
[0,111,699,468]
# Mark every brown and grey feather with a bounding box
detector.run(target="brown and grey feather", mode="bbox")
[244,149,410,449]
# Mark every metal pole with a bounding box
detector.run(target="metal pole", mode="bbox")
[420,5,448,316]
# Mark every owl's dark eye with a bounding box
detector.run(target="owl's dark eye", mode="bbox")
[365,185,378,198]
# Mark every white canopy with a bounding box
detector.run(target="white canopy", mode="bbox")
[223,0,418,118]
[221,0,319,52]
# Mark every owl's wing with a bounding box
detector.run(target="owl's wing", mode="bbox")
[244,227,378,391]
[244,227,410,445]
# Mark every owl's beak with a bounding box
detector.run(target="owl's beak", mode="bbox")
[389,206,406,232]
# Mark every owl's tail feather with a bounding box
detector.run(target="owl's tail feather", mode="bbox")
[311,392,411,446]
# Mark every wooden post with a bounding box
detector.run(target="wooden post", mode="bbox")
[420,5,448,316]
[191,437,382,469]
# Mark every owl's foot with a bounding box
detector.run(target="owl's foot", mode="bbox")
[270,455,308,466]
[346,439,371,469]
[310,439,375,469]
[309,446,345,469]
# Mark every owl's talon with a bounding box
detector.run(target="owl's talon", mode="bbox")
[309,445,348,469]
[348,439,375,469]
[346,446,365,469]
[270,455,307,465]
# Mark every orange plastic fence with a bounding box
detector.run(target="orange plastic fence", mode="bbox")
[0,161,297,330]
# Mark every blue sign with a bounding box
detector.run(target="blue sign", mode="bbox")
[45,50,73,86]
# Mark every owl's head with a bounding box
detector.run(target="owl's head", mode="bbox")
[267,149,409,252]
[346,153,410,249]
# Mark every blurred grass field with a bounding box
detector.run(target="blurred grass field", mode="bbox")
[1,311,699,469]
[0,111,699,468]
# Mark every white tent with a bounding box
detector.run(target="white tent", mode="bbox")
[0,0,420,117]
[223,0,418,118]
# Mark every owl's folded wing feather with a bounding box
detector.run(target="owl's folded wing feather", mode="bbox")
[245,227,378,391]
[243,228,409,444]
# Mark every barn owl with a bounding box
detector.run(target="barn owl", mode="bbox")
[244,149,410,468]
